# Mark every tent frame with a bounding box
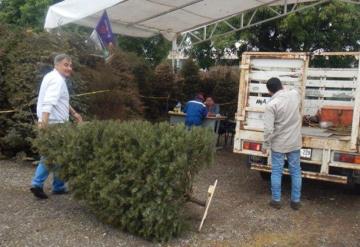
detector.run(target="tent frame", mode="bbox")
[175,0,360,49]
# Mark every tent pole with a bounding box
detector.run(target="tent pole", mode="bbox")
[172,37,178,73]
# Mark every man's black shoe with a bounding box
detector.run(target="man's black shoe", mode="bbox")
[290,201,301,210]
[269,200,281,209]
[52,190,68,195]
[30,187,48,199]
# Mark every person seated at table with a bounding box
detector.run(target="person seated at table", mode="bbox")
[205,96,220,117]
[183,93,208,127]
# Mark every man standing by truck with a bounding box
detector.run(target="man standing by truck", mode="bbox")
[262,77,302,210]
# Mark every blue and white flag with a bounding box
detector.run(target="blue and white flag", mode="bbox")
[90,10,114,57]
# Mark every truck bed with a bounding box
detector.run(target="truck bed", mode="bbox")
[234,52,360,185]
[301,126,350,140]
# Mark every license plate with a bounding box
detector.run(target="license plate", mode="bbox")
[300,148,312,159]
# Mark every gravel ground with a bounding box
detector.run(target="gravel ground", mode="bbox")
[1,149,360,247]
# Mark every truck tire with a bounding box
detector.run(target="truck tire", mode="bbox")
[259,171,271,181]
[345,174,360,194]
[354,184,360,194]
[345,182,360,195]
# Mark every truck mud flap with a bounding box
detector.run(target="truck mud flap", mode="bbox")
[251,163,348,184]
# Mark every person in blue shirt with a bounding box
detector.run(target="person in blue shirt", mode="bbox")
[205,96,220,116]
[183,93,208,127]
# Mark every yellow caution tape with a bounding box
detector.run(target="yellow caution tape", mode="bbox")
[219,101,237,106]
[71,90,112,97]
[0,89,171,114]
[0,109,16,114]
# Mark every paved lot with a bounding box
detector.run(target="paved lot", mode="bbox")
[1,150,359,247]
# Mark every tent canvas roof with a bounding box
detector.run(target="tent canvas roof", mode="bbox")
[44,0,314,41]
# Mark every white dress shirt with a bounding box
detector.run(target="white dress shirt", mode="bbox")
[37,69,69,123]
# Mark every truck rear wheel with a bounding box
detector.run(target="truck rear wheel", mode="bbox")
[346,181,360,194]
[345,173,360,194]
[259,171,271,181]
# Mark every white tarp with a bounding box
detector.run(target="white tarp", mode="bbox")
[45,0,314,41]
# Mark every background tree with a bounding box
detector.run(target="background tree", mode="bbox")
[188,1,360,68]
[0,25,145,157]
[139,62,176,120]
[200,66,239,117]
[0,0,52,30]
[279,1,360,53]
[78,49,144,120]
[118,35,171,67]
[179,59,202,101]
[187,40,216,69]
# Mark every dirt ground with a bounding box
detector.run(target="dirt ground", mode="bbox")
[1,149,359,247]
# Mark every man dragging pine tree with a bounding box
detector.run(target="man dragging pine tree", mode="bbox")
[30,54,83,199]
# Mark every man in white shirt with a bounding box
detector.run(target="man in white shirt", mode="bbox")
[262,77,302,210]
[30,54,82,199]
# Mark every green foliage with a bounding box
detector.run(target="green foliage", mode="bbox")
[32,120,215,242]
[0,26,90,156]
[179,59,201,101]
[188,41,216,69]
[0,0,52,30]
[137,59,240,118]
[278,1,360,67]
[79,50,145,120]
[200,66,239,117]
[0,24,144,157]
[118,35,171,67]
[140,62,176,120]
[188,1,360,68]
[279,1,360,53]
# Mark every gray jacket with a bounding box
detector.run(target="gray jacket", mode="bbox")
[263,89,302,153]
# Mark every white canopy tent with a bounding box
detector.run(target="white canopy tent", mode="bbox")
[44,0,359,65]
[45,0,321,43]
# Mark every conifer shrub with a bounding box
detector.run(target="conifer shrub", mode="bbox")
[0,24,144,157]
[140,62,177,120]
[200,66,239,117]
[179,59,202,101]
[32,120,215,242]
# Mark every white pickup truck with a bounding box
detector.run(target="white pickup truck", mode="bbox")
[234,52,360,186]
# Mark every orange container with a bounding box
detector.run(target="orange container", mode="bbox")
[354,155,360,165]
[320,105,353,127]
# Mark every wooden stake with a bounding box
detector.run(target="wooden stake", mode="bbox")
[198,179,218,232]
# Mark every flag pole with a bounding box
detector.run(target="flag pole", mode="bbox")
[171,37,178,73]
